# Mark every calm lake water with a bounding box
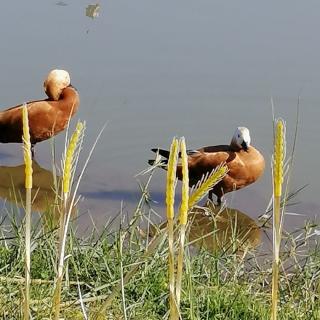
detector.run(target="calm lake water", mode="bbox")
[0,1,320,230]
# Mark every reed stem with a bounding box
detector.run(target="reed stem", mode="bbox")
[271,118,285,320]
[176,138,189,310]
[53,122,83,319]
[166,138,179,320]
[22,104,33,320]
[271,196,281,320]
[23,188,31,320]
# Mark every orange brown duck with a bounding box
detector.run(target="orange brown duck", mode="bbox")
[149,127,265,205]
[0,69,79,157]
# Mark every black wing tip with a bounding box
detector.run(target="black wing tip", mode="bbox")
[148,159,168,169]
[151,148,171,159]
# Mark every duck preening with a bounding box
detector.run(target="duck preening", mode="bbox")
[149,127,265,205]
[0,69,79,157]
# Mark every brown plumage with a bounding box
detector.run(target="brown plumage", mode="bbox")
[0,69,79,156]
[149,127,265,204]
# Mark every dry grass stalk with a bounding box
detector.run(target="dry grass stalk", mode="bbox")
[271,118,285,320]
[22,104,33,320]
[166,137,179,319]
[176,137,189,310]
[53,122,84,320]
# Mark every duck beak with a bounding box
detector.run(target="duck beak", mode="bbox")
[241,141,248,151]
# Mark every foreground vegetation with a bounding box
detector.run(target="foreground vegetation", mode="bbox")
[0,114,319,319]
[0,210,319,319]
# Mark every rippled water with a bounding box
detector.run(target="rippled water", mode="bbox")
[0,1,320,229]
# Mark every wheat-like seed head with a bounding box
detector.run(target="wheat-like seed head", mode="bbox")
[63,122,84,194]
[166,138,179,220]
[22,104,33,189]
[178,137,189,225]
[188,164,228,209]
[273,119,285,197]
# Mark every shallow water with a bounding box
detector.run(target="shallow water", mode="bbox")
[0,1,320,230]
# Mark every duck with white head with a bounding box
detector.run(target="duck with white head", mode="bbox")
[149,126,265,205]
[230,127,251,151]
[0,69,79,157]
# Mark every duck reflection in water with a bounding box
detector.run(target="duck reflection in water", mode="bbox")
[148,201,261,254]
[0,161,75,228]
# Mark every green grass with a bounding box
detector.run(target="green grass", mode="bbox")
[0,203,319,319]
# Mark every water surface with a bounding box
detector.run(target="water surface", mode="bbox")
[0,1,320,229]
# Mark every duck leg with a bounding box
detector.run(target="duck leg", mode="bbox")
[209,189,222,206]
[31,144,35,159]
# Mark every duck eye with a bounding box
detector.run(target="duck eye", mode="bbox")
[237,134,240,138]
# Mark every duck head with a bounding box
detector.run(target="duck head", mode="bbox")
[231,127,251,151]
[43,69,71,101]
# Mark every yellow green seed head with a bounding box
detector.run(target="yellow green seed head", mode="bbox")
[188,165,228,209]
[166,138,179,220]
[273,119,285,197]
[178,137,189,225]
[63,122,84,194]
[22,105,33,189]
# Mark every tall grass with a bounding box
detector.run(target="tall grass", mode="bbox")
[22,104,33,320]
[163,136,228,319]
[271,118,286,320]
[53,121,84,319]
[165,137,179,319]
[176,137,189,309]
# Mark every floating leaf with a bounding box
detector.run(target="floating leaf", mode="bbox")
[86,4,100,19]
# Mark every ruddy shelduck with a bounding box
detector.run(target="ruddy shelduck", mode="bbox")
[0,69,79,156]
[149,127,265,204]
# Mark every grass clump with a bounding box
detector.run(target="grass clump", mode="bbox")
[0,219,319,318]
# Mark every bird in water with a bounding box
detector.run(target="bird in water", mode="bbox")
[149,127,265,205]
[0,69,79,157]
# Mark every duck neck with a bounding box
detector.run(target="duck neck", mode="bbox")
[56,87,80,118]
[60,86,79,103]
[230,137,241,151]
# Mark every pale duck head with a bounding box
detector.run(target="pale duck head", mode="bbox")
[43,69,71,101]
[231,127,251,151]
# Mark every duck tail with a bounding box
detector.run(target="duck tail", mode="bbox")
[151,148,170,159]
[149,148,169,169]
